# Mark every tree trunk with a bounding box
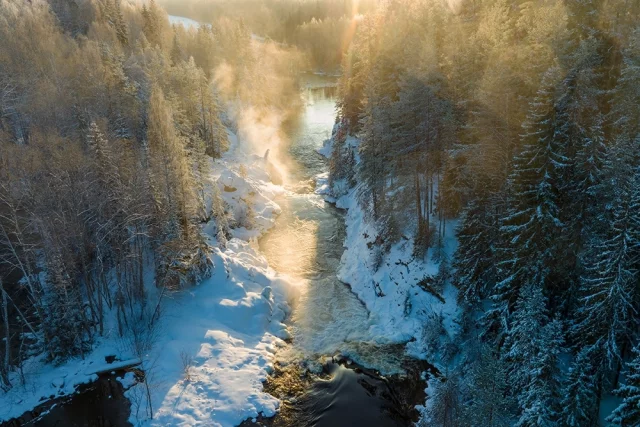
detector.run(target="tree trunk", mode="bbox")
[0,278,11,389]
[415,169,423,237]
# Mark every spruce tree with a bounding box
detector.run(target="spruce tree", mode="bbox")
[560,347,598,426]
[515,317,563,427]
[495,66,563,308]
[572,135,640,366]
[464,345,512,427]
[504,285,564,426]
[113,0,129,46]
[453,197,499,303]
[608,345,640,426]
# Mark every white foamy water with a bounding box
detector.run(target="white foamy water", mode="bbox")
[259,80,406,374]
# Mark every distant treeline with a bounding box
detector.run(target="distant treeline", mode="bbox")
[159,0,379,71]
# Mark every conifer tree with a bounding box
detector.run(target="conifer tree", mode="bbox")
[514,317,563,427]
[608,345,640,426]
[572,135,640,366]
[560,347,598,426]
[495,67,564,308]
[464,345,512,427]
[170,30,183,65]
[113,0,129,46]
[142,0,162,48]
[453,197,499,303]
[503,285,564,426]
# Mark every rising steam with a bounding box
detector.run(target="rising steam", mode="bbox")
[213,38,305,184]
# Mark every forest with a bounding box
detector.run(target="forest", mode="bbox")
[331,0,640,425]
[0,0,301,388]
[1,0,640,426]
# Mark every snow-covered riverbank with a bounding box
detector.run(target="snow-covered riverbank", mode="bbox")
[317,134,461,368]
[0,129,297,427]
[128,130,298,426]
[2,93,458,427]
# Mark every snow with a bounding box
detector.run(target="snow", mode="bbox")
[128,128,295,426]
[118,372,137,389]
[215,165,282,241]
[1,127,296,427]
[133,239,291,426]
[336,188,460,362]
[316,138,333,158]
[2,99,461,426]
[320,134,461,366]
[0,341,122,421]
[85,358,141,375]
[168,15,200,29]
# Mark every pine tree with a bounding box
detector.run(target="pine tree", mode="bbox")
[503,285,563,426]
[551,36,606,309]
[42,251,92,362]
[495,66,564,308]
[421,372,464,427]
[565,0,600,41]
[464,345,512,427]
[608,345,640,426]
[560,347,598,426]
[572,111,606,218]
[515,317,563,427]
[113,0,128,46]
[170,30,183,65]
[504,284,551,389]
[572,135,640,366]
[142,0,162,48]
[453,197,499,303]
[609,26,640,145]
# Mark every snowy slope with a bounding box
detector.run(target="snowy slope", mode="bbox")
[318,134,461,365]
[132,239,292,426]
[335,189,460,362]
[129,129,296,426]
[0,128,295,427]
[0,337,133,422]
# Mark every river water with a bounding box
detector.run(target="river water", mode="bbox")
[256,76,421,427]
[260,81,376,364]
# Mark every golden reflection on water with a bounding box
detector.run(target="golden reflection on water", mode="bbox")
[261,212,319,279]
[256,81,407,374]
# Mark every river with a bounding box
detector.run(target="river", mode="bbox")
[254,75,425,427]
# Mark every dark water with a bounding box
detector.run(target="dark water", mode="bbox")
[257,77,426,427]
[2,375,132,427]
[288,363,407,427]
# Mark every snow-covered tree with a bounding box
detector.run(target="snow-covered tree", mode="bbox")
[453,197,499,303]
[421,372,464,427]
[560,347,598,426]
[572,135,640,367]
[503,285,564,426]
[495,66,564,308]
[464,345,512,427]
[608,345,640,426]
